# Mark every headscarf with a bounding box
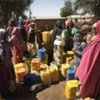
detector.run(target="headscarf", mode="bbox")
[8,18,16,26]
[65,19,74,28]
[55,20,63,29]
[18,19,23,27]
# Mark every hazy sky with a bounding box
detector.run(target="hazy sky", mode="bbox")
[29,0,65,17]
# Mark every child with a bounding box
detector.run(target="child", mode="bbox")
[72,32,86,66]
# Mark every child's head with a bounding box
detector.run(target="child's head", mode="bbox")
[75,32,83,42]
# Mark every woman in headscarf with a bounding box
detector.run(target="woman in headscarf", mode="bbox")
[24,20,30,33]
[6,18,16,39]
[63,19,74,52]
[27,22,36,45]
[76,20,100,99]
[52,20,63,45]
[0,27,16,98]
[18,18,27,42]
[9,27,26,64]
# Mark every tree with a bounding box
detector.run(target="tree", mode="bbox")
[60,0,74,17]
[0,0,34,25]
[74,0,100,20]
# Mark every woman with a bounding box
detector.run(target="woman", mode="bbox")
[27,22,36,45]
[52,20,63,45]
[6,18,16,39]
[63,19,74,52]
[9,27,26,64]
[76,20,100,98]
[0,28,16,98]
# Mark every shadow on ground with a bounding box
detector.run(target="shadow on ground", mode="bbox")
[7,84,38,100]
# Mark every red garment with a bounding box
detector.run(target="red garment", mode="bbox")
[13,46,23,64]
[24,21,29,32]
[10,27,24,64]
[75,20,100,98]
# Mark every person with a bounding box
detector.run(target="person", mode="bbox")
[6,18,16,39]
[63,19,74,52]
[9,27,26,64]
[27,22,36,45]
[52,20,63,45]
[36,30,43,49]
[24,20,30,33]
[71,25,78,37]
[18,18,27,42]
[72,32,86,66]
[0,28,16,98]
[75,20,100,99]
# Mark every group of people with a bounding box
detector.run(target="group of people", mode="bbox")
[0,17,37,98]
[52,19,87,66]
[52,19,100,99]
[0,16,100,99]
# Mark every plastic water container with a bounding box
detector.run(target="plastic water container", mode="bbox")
[50,61,58,67]
[14,63,27,82]
[24,73,41,86]
[14,63,26,70]
[65,80,79,99]
[31,58,41,71]
[37,47,46,61]
[67,69,75,80]
[40,69,52,86]
[50,67,59,82]
[42,31,52,43]
[61,63,70,78]
[66,51,74,57]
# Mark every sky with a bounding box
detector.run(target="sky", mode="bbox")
[29,0,65,17]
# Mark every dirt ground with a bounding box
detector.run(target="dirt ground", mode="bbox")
[7,80,66,100]
[37,81,66,100]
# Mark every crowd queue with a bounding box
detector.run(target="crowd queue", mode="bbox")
[0,16,100,99]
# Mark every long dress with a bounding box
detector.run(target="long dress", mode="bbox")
[0,63,8,97]
[9,27,25,64]
[75,20,100,98]
[0,28,15,97]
